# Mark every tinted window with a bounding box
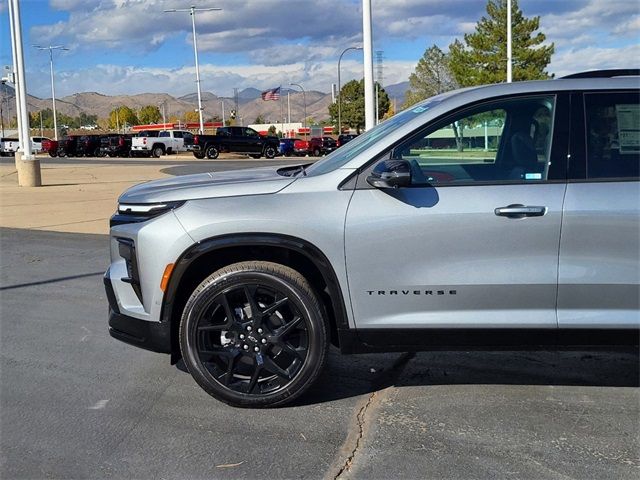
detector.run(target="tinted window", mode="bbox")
[585,92,639,180]
[159,131,170,137]
[393,96,555,185]
[173,131,183,138]
[245,128,258,137]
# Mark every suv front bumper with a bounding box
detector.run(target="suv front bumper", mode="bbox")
[105,271,171,354]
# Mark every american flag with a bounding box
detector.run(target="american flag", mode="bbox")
[261,86,281,101]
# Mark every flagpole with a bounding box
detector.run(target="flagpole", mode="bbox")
[279,85,283,133]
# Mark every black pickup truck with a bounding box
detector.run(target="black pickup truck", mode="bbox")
[192,126,279,159]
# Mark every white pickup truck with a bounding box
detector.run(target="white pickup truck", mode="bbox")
[0,137,19,156]
[130,130,194,158]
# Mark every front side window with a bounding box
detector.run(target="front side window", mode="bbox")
[245,128,258,137]
[393,96,555,185]
[173,131,183,138]
[585,92,639,180]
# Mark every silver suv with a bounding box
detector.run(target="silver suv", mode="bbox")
[105,70,639,407]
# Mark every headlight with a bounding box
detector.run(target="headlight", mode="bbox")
[111,201,185,226]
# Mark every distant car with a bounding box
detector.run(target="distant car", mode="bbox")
[308,136,337,156]
[76,135,102,157]
[279,138,299,157]
[0,137,19,156]
[293,139,310,156]
[100,134,133,157]
[57,135,80,157]
[30,136,51,153]
[337,134,358,147]
[41,138,59,157]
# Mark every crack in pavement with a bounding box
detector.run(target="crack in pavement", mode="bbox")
[329,352,416,480]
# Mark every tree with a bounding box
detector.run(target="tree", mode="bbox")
[183,110,200,123]
[267,125,277,136]
[328,79,390,133]
[139,105,161,125]
[109,106,138,130]
[448,0,554,87]
[254,114,266,124]
[403,45,458,109]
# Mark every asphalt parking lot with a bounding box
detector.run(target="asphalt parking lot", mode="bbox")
[1,156,639,479]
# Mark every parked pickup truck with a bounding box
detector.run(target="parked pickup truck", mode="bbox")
[100,134,133,157]
[131,130,194,157]
[0,138,19,156]
[192,126,279,159]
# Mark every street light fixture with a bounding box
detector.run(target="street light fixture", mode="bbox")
[33,44,68,141]
[164,5,221,134]
[337,46,362,134]
[289,83,307,135]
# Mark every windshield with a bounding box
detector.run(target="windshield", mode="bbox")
[305,97,444,176]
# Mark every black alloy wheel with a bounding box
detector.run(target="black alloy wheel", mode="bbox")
[206,145,219,159]
[264,145,277,159]
[180,261,328,408]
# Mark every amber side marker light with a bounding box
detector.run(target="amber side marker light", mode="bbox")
[160,263,175,292]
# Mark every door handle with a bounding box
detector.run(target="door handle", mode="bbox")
[494,204,547,218]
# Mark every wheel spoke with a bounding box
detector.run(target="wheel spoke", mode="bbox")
[262,296,289,316]
[274,316,303,340]
[247,358,262,393]
[243,286,262,323]
[197,324,227,332]
[220,349,241,386]
[263,356,292,380]
[218,293,237,326]
[281,342,306,361]
[199,346,237,362]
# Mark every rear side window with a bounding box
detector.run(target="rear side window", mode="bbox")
[585,92,639,180]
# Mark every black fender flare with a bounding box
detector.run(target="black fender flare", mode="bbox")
[160,233,350,330]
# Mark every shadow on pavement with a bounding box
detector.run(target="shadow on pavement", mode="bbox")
[173,347,639,407]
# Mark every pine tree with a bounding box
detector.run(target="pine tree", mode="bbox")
[403,45,458,109]
[448,0,554,87]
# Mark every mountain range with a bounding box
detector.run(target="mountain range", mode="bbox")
[0,82,409,126]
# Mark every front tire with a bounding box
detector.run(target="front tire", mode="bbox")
[179,261,328,408]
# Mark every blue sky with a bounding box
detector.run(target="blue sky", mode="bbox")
[1,0,639,99]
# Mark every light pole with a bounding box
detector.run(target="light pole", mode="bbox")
[33,45,68,141]
[337,46,362,134]
[164,5,221,134]
[289,83,306,135]
[507,0,512,82]
[158,101,167,126]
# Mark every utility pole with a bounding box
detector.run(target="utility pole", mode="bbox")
[362,0,375,131]
[9,0,40,186]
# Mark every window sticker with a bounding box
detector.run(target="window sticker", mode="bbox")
[412,106,428,113]
[616,104,640,154]
[525,172,542,180]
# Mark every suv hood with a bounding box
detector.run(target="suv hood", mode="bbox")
[119,165,297,204]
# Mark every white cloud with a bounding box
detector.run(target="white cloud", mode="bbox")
[548,44,640,77]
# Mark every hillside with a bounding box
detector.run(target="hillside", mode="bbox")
[0,81,409,126]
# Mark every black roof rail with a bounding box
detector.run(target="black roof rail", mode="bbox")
[562,69,639,79]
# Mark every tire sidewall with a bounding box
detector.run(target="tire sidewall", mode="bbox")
[264,145,276,159]
[180,267,326,407]
[206,145,219,159]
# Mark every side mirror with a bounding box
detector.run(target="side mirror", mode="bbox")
[367,159,412,189]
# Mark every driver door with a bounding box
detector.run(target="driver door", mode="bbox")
[344,94,568,330]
